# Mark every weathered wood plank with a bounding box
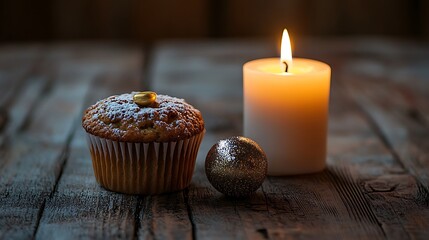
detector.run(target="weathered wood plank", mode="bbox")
[1,39,428,240]
[0,45,43,137]
[339,56,429,189]
[34,46,144,240]
[0,108,7,133]
[0,77,48,171]
[137,192,193,240]
[329,83,429,239]
[327,87,427,239]
[0,43,127,239]
[0,44,42,107]
[151,40,429,239]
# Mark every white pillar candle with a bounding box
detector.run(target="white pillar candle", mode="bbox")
[243,29,331,176]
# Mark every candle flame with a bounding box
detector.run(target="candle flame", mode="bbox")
[280,28,292,72]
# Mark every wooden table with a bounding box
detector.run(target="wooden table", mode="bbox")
[0,39,428,240]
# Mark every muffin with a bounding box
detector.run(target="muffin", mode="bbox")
[82,91,205,194]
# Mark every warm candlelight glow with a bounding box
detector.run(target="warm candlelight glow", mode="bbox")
[244,28,331,175]
[280,28,292,71]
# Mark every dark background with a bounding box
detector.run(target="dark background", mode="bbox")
[0,0,428,43]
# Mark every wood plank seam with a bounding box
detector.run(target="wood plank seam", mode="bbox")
[30,66,129,237]
[0,49,49,148]
[183,188,197,240]
[143,196,156,239]
[259,185,271,213]
[256,185,272,239]
[14,46,65,134]
[133,196,144,240]
[31,84,96,238]
[13,78,51,135]
[333,72,429,238]
[0,44,147,239]
[35,66,144,239]
[33,198,47,240]
[417,183,429,206]
[0,79,49,165]
[33,148,73,237]
[347,87,408,171]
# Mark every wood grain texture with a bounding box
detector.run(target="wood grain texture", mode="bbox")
[0,43,139,239]
[0,39,428,240]
[0,45,92,239]
[327,85,429,239]
[0,44,42,116]
[150,39,429,239]
[35,45,143,239]
[137,192,193,240]
[338,50,429,191]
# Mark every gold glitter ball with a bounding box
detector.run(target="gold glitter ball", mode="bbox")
[205,136,267,198]
[133,91,157,107]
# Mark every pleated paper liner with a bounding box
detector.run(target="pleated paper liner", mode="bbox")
[86,131,205,195]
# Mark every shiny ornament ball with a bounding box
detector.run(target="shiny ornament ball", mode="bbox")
[205,136,268,197]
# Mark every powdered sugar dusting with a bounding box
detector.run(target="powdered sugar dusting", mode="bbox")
[82,92,204,142]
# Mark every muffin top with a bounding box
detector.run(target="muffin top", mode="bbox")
[82,92,204,142]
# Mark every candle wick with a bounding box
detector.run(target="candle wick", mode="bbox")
[283,61,289,72]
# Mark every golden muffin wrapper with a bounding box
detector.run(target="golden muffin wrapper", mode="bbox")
[86,131,204,195]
